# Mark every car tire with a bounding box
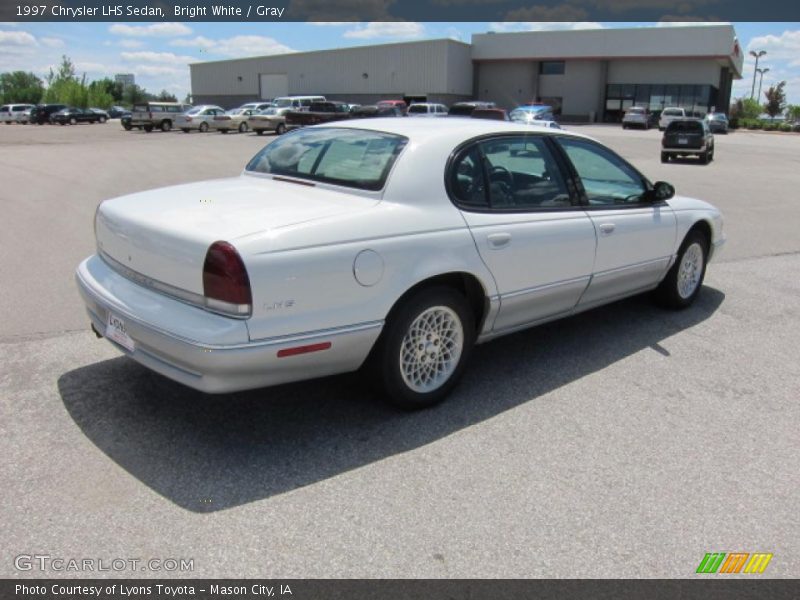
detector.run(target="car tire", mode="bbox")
[161,120,171,132]
[255,129,264,136]
[275,123,286,135]
[372,286,475,410]
[99,116,107,123]
[199,122,209,132]
[238,122,248,133]
[661,152,669,163]
[700,151,709,164]
[69,117,77,125]
[655,229,709,310]
[123,123,132,131]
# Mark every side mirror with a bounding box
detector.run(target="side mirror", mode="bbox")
[650,181,675,201]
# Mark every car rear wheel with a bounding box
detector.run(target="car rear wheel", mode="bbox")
[655,230,708,309]
[275,123,286,135]
[238,122,248,133]
[661,152,669,163]
[372,286,475,410]
[69,117,77,125]
[199,122,209,132]
[161,120,171,132]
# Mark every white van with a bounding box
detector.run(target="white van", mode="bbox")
[1,104,34,124]
[271,96,326,111]
[658,107,686,131]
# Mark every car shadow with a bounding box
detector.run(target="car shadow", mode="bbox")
[58,288,724,513]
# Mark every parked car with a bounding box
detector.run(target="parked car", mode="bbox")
[51,107,105,125]
[285,101,352,130]
[350,105,404,119]
[271,95,326,112]
[76,119,725,409]
[449,101,496,117]
[211,108,257,133]
[175,105,226,132]
[471,108,508,121]
[108,106,129,119]
[131,101,193,132]
[661,118,715,164]
[407,103,449,117]
[658,107,687,131]
[236,101,274,112]
[29,104,67,125]
[377,100,408,114]
[88,108,109,123]
[509,105,556,124]
[247,106,291,136]
[0,103,34,124]
[705,112,729,134]
[622,106,655,129]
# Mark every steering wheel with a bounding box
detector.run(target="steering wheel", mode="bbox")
[489,165,514,188]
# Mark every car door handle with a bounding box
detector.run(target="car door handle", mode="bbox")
[599,223,616,235]
[487,233,512,249]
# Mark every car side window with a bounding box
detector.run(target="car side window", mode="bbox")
[449,136,572,211]
[479,136,571,209]
[556,137,647,207]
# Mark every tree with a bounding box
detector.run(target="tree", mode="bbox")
[122,83,148,106]
[730,97,762,120]
[763,81,787,118]
[786,104,800,122]
[0,71,44,104]
[155,89,178,102]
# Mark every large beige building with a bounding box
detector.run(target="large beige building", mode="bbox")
[190,25,743,121]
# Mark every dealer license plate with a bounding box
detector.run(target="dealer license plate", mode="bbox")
[678,137,689,145]
[105,311,135,352]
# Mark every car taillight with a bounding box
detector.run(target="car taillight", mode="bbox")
[202,241,252,317]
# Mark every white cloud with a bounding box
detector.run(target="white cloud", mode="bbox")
[747,29,800,62]
[171,35,293,58]
[343,21,425,40]
[121,51,196,65]
[118,39,145,48]
[108,23,192,38]
[40,37,65,48]
[0,29,38,48]
[489,22,604,33]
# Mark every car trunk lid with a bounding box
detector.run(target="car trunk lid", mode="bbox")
[95,176,376,296]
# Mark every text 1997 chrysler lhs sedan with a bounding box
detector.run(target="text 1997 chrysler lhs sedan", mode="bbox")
[76,119,725,408]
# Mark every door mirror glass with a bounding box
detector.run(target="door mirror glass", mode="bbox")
[652,181,675,201]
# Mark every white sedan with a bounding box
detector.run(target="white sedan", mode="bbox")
[76,119,725,408]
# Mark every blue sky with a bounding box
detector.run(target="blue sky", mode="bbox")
[1,21,799,105]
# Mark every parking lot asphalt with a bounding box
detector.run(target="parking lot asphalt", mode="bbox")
[1,122,799,578]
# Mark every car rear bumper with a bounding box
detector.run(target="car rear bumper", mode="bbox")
[663,144,708,154]
[76,254,383,394]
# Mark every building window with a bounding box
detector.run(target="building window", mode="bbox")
[539,61,565,75]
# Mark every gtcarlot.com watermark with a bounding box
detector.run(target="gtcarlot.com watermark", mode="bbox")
[14,554,194,573]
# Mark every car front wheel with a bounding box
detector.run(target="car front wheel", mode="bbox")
[374,287,475,409]
[238,122,248,133]
[199,122,209,132]
[655,230,708,309]
[275,123,286,135]
[161,120,171,132]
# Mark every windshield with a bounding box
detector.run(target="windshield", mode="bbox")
[246,128,408,191]
[186,107,203,115]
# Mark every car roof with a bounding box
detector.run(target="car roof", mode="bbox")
[323,117,587,144]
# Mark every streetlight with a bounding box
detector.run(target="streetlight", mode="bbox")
[756,67,770,103]
[750,50,767,99]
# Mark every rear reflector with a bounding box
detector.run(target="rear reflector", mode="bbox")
[277,342,332,358]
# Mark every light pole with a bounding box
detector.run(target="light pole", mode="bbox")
[757,67,770,103]
[750,50,766,99]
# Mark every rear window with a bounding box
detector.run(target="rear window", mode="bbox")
[663,109,683,117]
[627,108,645,114]
[245,127,408,191]
[667,121,702,133]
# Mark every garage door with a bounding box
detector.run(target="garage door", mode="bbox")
[259,74,288,100]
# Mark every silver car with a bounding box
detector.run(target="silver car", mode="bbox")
[176,105,226,133]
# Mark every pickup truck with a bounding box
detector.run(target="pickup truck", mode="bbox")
[285,101,352,130]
